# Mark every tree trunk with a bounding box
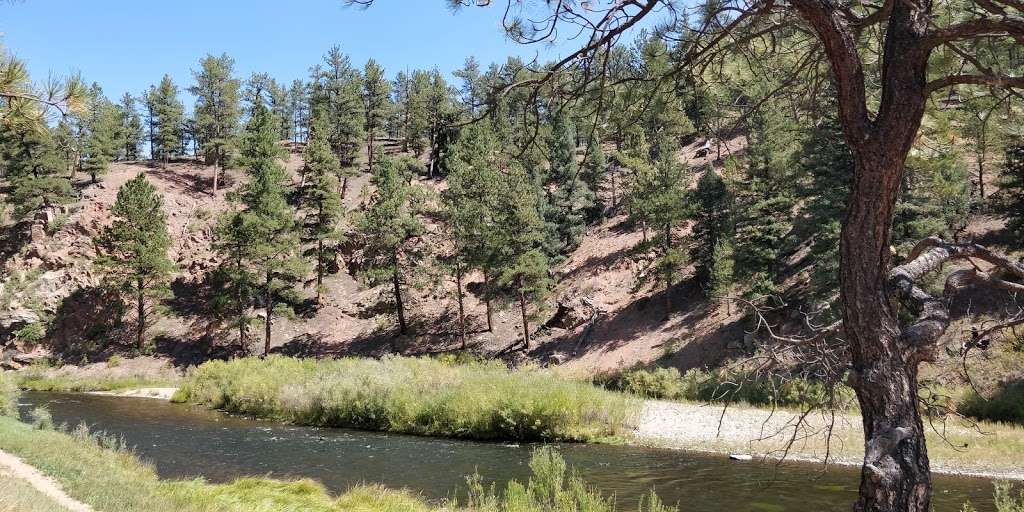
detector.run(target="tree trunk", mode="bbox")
[341,176,349,201]
[483,270,494,332]
[136,277,145,352]
[368,134,375,173]
[393,254,407,335]
[316,239,324,306]
[843,153,931,512]
[663,222,672,321]
[212,160,220,196]
[456,263,467,350]
[264,269,272,357]
[518,275,530,350]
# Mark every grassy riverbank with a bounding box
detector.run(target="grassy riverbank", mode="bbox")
[174,355,637,442]
[0,414,673,512]
[14,356,181,393]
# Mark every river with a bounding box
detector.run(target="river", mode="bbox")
[18,392,999,511]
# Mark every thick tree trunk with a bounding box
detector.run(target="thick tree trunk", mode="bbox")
[843,153,931,512]
[316,238,324,306]
[368,135,375,173]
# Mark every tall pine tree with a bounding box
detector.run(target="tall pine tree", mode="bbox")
[190,53,241,195]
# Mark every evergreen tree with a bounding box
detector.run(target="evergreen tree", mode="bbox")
[627,142,690,319]
[494,164,551,349]
[147,75,184,167]
[441,123,503,345]
[310,46,364,190]
[217,106,304,356]
[117,92,143,160]
[691,167,733,293]
[709,237,736,313]
[269,78,291,140]
[362,59,390,173]
[96,173,174,351]
[796,114,852,301]
[546,111,594,254]
[580,138,608,220]
[301,114,344,306]
[358,156,426,335]
[81,85,120,183]
[1,123,74,218]
[243,72,273,116]
[212,211,258,354]
[190,53,242,195]
[287,79,309,143]
[1001,136,1024,246]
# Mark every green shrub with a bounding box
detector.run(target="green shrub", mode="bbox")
[608,366,854,408]
[29,406,53,430]
[0,372,19,416]
[959,381,1024,425]
[962,482,1024,512]
[14,322,46,343]
[465,446,675,512]
[175,355,638,442]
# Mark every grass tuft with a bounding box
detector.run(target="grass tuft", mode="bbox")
[175,355,638,442]
[0,371,19,417]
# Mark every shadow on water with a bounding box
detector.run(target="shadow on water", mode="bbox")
[18,392,998,512]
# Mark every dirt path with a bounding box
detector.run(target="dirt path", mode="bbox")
[0,449,93,512]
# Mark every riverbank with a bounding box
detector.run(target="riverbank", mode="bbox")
[0,415,676,512]
[636,400,1024,481]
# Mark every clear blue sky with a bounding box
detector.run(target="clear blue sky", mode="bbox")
[1,0,576,106]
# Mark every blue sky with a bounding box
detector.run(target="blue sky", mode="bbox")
[1,0,577,105]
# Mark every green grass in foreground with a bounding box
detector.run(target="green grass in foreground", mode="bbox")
[174,355,638,442]
[0,415,673,512]
[0,372,18,417]
[0,472,70,512]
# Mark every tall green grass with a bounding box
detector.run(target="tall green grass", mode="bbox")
[0,416,672,512]
[605,366,855,409]
[175,355,638,442]
[0,371,19,416]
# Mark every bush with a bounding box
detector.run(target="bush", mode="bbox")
[958,381,1024,425]
[29,406,53,430]
[465,446,675,512]
[175,355,638,442]
[0,372,19,417]
[962,482,1024,512]
[608,366,854,408]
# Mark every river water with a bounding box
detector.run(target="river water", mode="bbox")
[19,392,999,511]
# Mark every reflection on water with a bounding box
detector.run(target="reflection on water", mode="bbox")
[19,392,997,511]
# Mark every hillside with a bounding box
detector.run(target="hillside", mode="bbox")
[1,137,1022,402]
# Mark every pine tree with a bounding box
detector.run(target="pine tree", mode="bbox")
[212,211,258,355]
[363,59,390,173]
[310,46,364,197]
[358,156,426,335]
[288,79,309,143]
[441,123,503,346]
[96,173,174,351]
[190,53,241,195]
[796,113,852,301]
[81,85,120,183]
[580,138,607,221]
[243,72,273,116]
[1001,136,1024,246]
[495,164,551,349]
[301,114,344,306]
[691,167,733,293]
[117,92,143,160]
[627,142,690,319]
[1,123,74,218]
[546,111,594,254]
[217,106,305,356]
[269,78,291,140]
[147,75,184,167]
[709,237,736,313]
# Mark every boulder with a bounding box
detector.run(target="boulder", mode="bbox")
[545,296,597,330]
